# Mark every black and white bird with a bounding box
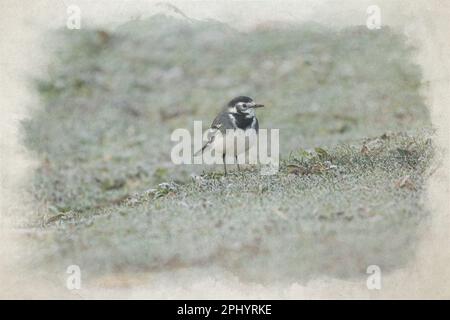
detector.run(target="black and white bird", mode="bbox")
[196,96,264,175]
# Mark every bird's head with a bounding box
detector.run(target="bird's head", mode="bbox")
[226,96,264,117]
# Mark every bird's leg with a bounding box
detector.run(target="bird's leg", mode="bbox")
[223,153,227,176]
[236,156,241,171]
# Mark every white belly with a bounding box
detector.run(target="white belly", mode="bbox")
[209,128,257,159]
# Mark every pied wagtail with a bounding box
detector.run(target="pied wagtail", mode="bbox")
[196,96,264,175]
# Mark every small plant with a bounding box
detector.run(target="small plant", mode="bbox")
[285,147,335,175]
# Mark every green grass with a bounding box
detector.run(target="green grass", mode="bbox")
[21,15,433,283]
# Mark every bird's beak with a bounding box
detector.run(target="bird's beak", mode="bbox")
[251,104,264,109]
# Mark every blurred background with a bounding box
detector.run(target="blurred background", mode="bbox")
[16,4,434,284]
[24,12,429,213]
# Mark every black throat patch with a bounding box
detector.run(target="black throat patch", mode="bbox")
[231,113,256,130]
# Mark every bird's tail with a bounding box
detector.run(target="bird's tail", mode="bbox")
[194,143,209,156]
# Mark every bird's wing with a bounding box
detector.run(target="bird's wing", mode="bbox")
[194,113,227,156]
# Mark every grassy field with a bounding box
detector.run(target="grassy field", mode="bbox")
[21,15,433,283]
